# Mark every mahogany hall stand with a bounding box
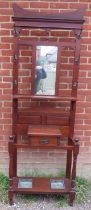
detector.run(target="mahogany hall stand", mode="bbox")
[8,4,85,206]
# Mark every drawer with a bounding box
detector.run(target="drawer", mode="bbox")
[30,136,58,147]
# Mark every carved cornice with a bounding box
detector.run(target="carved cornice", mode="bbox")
[12,4,86,30]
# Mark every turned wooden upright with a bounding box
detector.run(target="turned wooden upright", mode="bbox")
[8,3,85,205]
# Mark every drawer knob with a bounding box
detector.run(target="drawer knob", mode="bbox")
[40,139,48,144]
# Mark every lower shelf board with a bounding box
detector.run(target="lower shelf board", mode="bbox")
[12,177,71,193]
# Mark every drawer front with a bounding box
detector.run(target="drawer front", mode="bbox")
[30,136,57,147]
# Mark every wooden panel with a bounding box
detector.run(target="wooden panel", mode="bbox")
[18,115,41,124]
[18,108,69,126]
[28,125,62,136]
[13,124,28,135]
[18,107,69,114]
[18,116,69,126]
[47,116,69,126]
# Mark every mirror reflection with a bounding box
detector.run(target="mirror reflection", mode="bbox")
[35,46,58,95]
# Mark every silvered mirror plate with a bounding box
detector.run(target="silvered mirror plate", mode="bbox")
[35,46,58,95]
[51,180,65,189]
[18,179,32,188]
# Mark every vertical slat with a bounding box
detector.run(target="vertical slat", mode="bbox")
[12,27,21,179]
[66,29,82,178]
[13,28,20,95]
[55,46,62,95]
[31,44,36,95]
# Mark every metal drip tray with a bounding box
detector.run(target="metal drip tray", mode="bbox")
[51,179,65,189]
[18,179,32,188]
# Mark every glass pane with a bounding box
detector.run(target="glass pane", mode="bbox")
[35,46,58,95]
[18,179,32,188]
[51,179,65,189]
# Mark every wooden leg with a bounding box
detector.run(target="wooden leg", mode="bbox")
[69,138,79,206]
[66,150,72,178]
[8,136,16,205]
[66,138,72,178]
[13,136,17,177]
[8,189,14,205]
[8,178,14,205]
[69,190,75,206]
[8,136,17,178]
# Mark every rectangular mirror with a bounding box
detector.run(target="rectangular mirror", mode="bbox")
[35,46,58,95]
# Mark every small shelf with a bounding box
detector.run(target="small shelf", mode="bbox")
[12,177,71,193]
[14,142,74,150]
[13,94,77,101]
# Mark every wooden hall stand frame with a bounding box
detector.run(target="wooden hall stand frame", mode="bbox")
[8,4,85,206]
